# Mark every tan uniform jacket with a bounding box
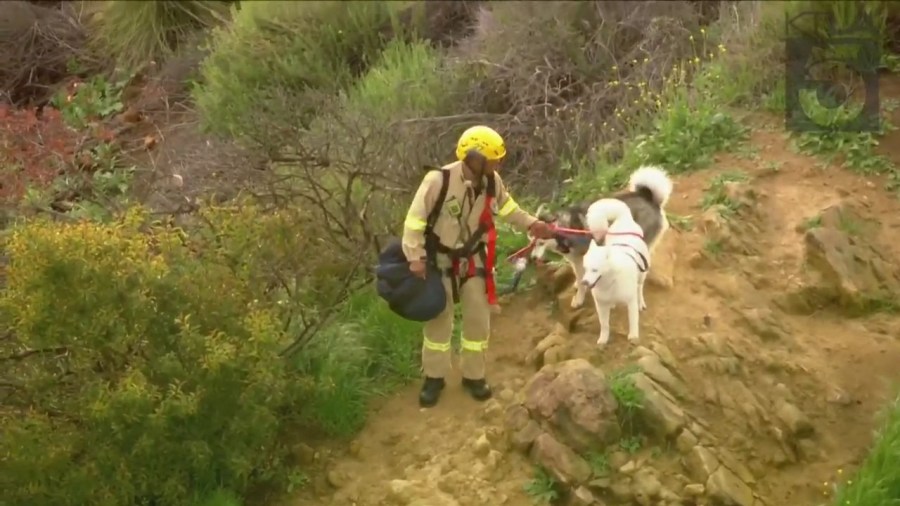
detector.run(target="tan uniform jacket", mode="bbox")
[402,161,537,267]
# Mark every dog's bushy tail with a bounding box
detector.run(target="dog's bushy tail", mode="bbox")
[628,165,673,208]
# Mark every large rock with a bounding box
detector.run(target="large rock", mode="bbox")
[632,372,686,439]
[785,202,900,314]
[530,432,593,486]
[522,359,622,452]
[706,466,755,506]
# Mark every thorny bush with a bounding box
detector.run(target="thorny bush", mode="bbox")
[450,1,710,195]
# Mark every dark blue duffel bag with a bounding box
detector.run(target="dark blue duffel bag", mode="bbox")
[375,239,447,322]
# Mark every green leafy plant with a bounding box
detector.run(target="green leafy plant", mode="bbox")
[285,470,310,493]
[619,435,644,455]
[587,451,610,477]
[523,467,559,505]
[701,171,751,218]
[703,237,725,258]
[608,365,645,432]
[49,75,127,130]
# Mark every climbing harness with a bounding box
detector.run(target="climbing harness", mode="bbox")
[424,170,501,306]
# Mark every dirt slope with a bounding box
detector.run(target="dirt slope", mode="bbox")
[284,107,900,506]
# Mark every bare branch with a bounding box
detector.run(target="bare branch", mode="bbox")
[1,346,69,361]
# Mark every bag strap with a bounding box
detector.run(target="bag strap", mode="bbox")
[424,166,451,233]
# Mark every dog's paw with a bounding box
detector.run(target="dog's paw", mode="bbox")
[597,333,610,346]
[627,334,640,343]
[639,301,648,311]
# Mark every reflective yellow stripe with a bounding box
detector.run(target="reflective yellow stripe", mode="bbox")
[497,198,519,217]
[405,216,427,231]
[423,337,451,352]
[460,337,487,352]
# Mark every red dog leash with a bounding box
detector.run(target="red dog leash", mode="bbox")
[504,225,595,264]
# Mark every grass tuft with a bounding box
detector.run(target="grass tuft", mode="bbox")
[831,392,900,506]
[91,0,231,71]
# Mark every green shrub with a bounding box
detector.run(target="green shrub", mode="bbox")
[193,0,419,143]
[341,37,450,125]
[626,60,748,174]
[91,0,232,71]
[293,288,422,436]
[292,38,460,239]
[0,207,304,505]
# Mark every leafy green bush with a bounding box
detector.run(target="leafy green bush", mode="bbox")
[627,58,748,174]
[194,0,419,143]
[0,207,304,505]
[91,0,232,71]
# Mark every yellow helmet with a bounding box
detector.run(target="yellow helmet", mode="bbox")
[456,125,507,162]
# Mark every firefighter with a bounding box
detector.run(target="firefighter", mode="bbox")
[401,125,554,407]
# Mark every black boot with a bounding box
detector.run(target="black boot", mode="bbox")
[462,377,492,401]
[419,377,445,408]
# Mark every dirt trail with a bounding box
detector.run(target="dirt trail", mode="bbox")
[287,106,900,506]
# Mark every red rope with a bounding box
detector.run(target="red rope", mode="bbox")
[504,223,594,264]
[506,240,535,262]
[552,225,593,236]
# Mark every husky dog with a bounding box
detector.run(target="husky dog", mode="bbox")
[531,166,673,309]
[581,206,650,345]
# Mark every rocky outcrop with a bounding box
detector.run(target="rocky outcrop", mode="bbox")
[781,201,900,315]
[506,337,801,506]
[507,359,621,480]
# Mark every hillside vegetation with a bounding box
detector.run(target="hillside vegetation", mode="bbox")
[1,1,898,506]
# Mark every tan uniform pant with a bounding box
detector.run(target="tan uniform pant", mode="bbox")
[422,275,491,380]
